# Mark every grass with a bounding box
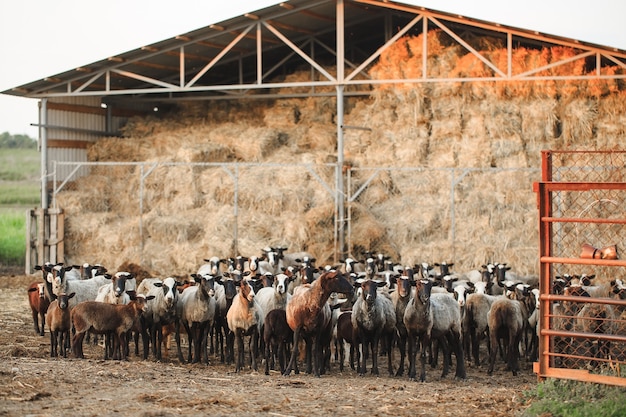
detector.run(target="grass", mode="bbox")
[521,378,626,416]
[0,148,39,267]
[0,208,28,266]
[0,148,39,181]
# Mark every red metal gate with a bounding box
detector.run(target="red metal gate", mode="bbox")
[534,150,626,386]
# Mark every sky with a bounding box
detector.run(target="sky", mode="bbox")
[1,0,625,139]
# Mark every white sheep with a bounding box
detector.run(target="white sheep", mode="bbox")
[254,273,293,315]
[404,279,466,382]
[175,272,218,364]
[137,277,180,361]
[351,278,397,376]
[50,264,110,307]
[95,272,136,305]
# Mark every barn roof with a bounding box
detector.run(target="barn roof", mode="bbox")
[3,0,626,106]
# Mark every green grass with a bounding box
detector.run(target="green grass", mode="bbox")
[0,148,39,181]
[0,148,39,266]
[0,208,27,266]
[521,378,626,416]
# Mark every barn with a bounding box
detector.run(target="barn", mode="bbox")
[2,0,626,277]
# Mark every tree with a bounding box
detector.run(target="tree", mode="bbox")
[0,132,36,149]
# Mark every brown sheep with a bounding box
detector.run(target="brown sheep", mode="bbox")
[27,282,50,336]
[284,269,354,377]
[45,292,75,357]
[71,295,154,360]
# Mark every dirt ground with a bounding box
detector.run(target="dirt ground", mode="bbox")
[0,271,538,417]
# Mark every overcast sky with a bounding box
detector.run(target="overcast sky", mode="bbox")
[1,0,625,138]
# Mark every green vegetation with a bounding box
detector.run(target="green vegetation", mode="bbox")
[0,208,27,265]
[0,132,38,267]
[521,378,626,416]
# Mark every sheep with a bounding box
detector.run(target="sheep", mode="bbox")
[95,272,135,305]
[254,273,293,315]
[226,274,263,373]
[49,264,111,307]
[45,292,76,357]
[404,279,466,382]
[175,272,218,364]
[71,294,154,360]
[351,278,397,376]
[390,267,416,376]
[335,311,356,372]
[214,271,243,364]
[137,277,180,360]
[462,292,503,367]
[263,308,293,375]
[487,286,534,376]
[271,246,313,270]
[27,281,50,336]
[574,298,617,366]
[65,263,108,281]
[283,269,354,377]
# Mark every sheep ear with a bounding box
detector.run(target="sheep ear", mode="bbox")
[153,282,163,288]
[145,295,155,301]
[376,281,387,288]
[28,287,38,293]
[68,292,76,299]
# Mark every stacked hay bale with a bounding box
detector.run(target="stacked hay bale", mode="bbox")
[55,30,626,277]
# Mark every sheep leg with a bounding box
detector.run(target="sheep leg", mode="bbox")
[371,336,380,376]
[420,334,430,382]
[175,319,185,363]
[49,330,57,357]
[395,332,406,377]
[450,331,466,379]
[201,322,210,365]
[488,330,498,375]
[235,331,244,373]
[251,328,258,372]
[283,327,301,376]
[439,336,451,378]
[407,332,417,380]
[31,309,41,335]
[192,323,202,363]
[385,333,395,377]
[72,331,86,359]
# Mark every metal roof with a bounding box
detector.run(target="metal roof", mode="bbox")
[3,0,626,105]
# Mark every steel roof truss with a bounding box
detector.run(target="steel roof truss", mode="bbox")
[111,69,178,89]
[514,50,594,79]
[262,21,336,82]
[429,15,507,78]
[345,13,423,82]
[187,24,254,88]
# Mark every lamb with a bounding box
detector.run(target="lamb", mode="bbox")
[404,279,466,382]
[263,308,293,375]
[45,292,76,357]
[27,281,50,336]
[175,272,218,364]
[284,269,354,377]
[351,278,397,376]
[226,275,263,373]
[487,286,534,375]
[71,294,154,360]
[137,277,180,360]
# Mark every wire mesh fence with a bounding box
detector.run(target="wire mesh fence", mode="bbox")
[537,150,626,386]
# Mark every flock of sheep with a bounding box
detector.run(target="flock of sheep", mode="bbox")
[26,248,626,381]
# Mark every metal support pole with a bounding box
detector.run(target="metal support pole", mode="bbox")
[39,99,48,209]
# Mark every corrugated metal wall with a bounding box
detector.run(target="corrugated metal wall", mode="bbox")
[42,96,150,187]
